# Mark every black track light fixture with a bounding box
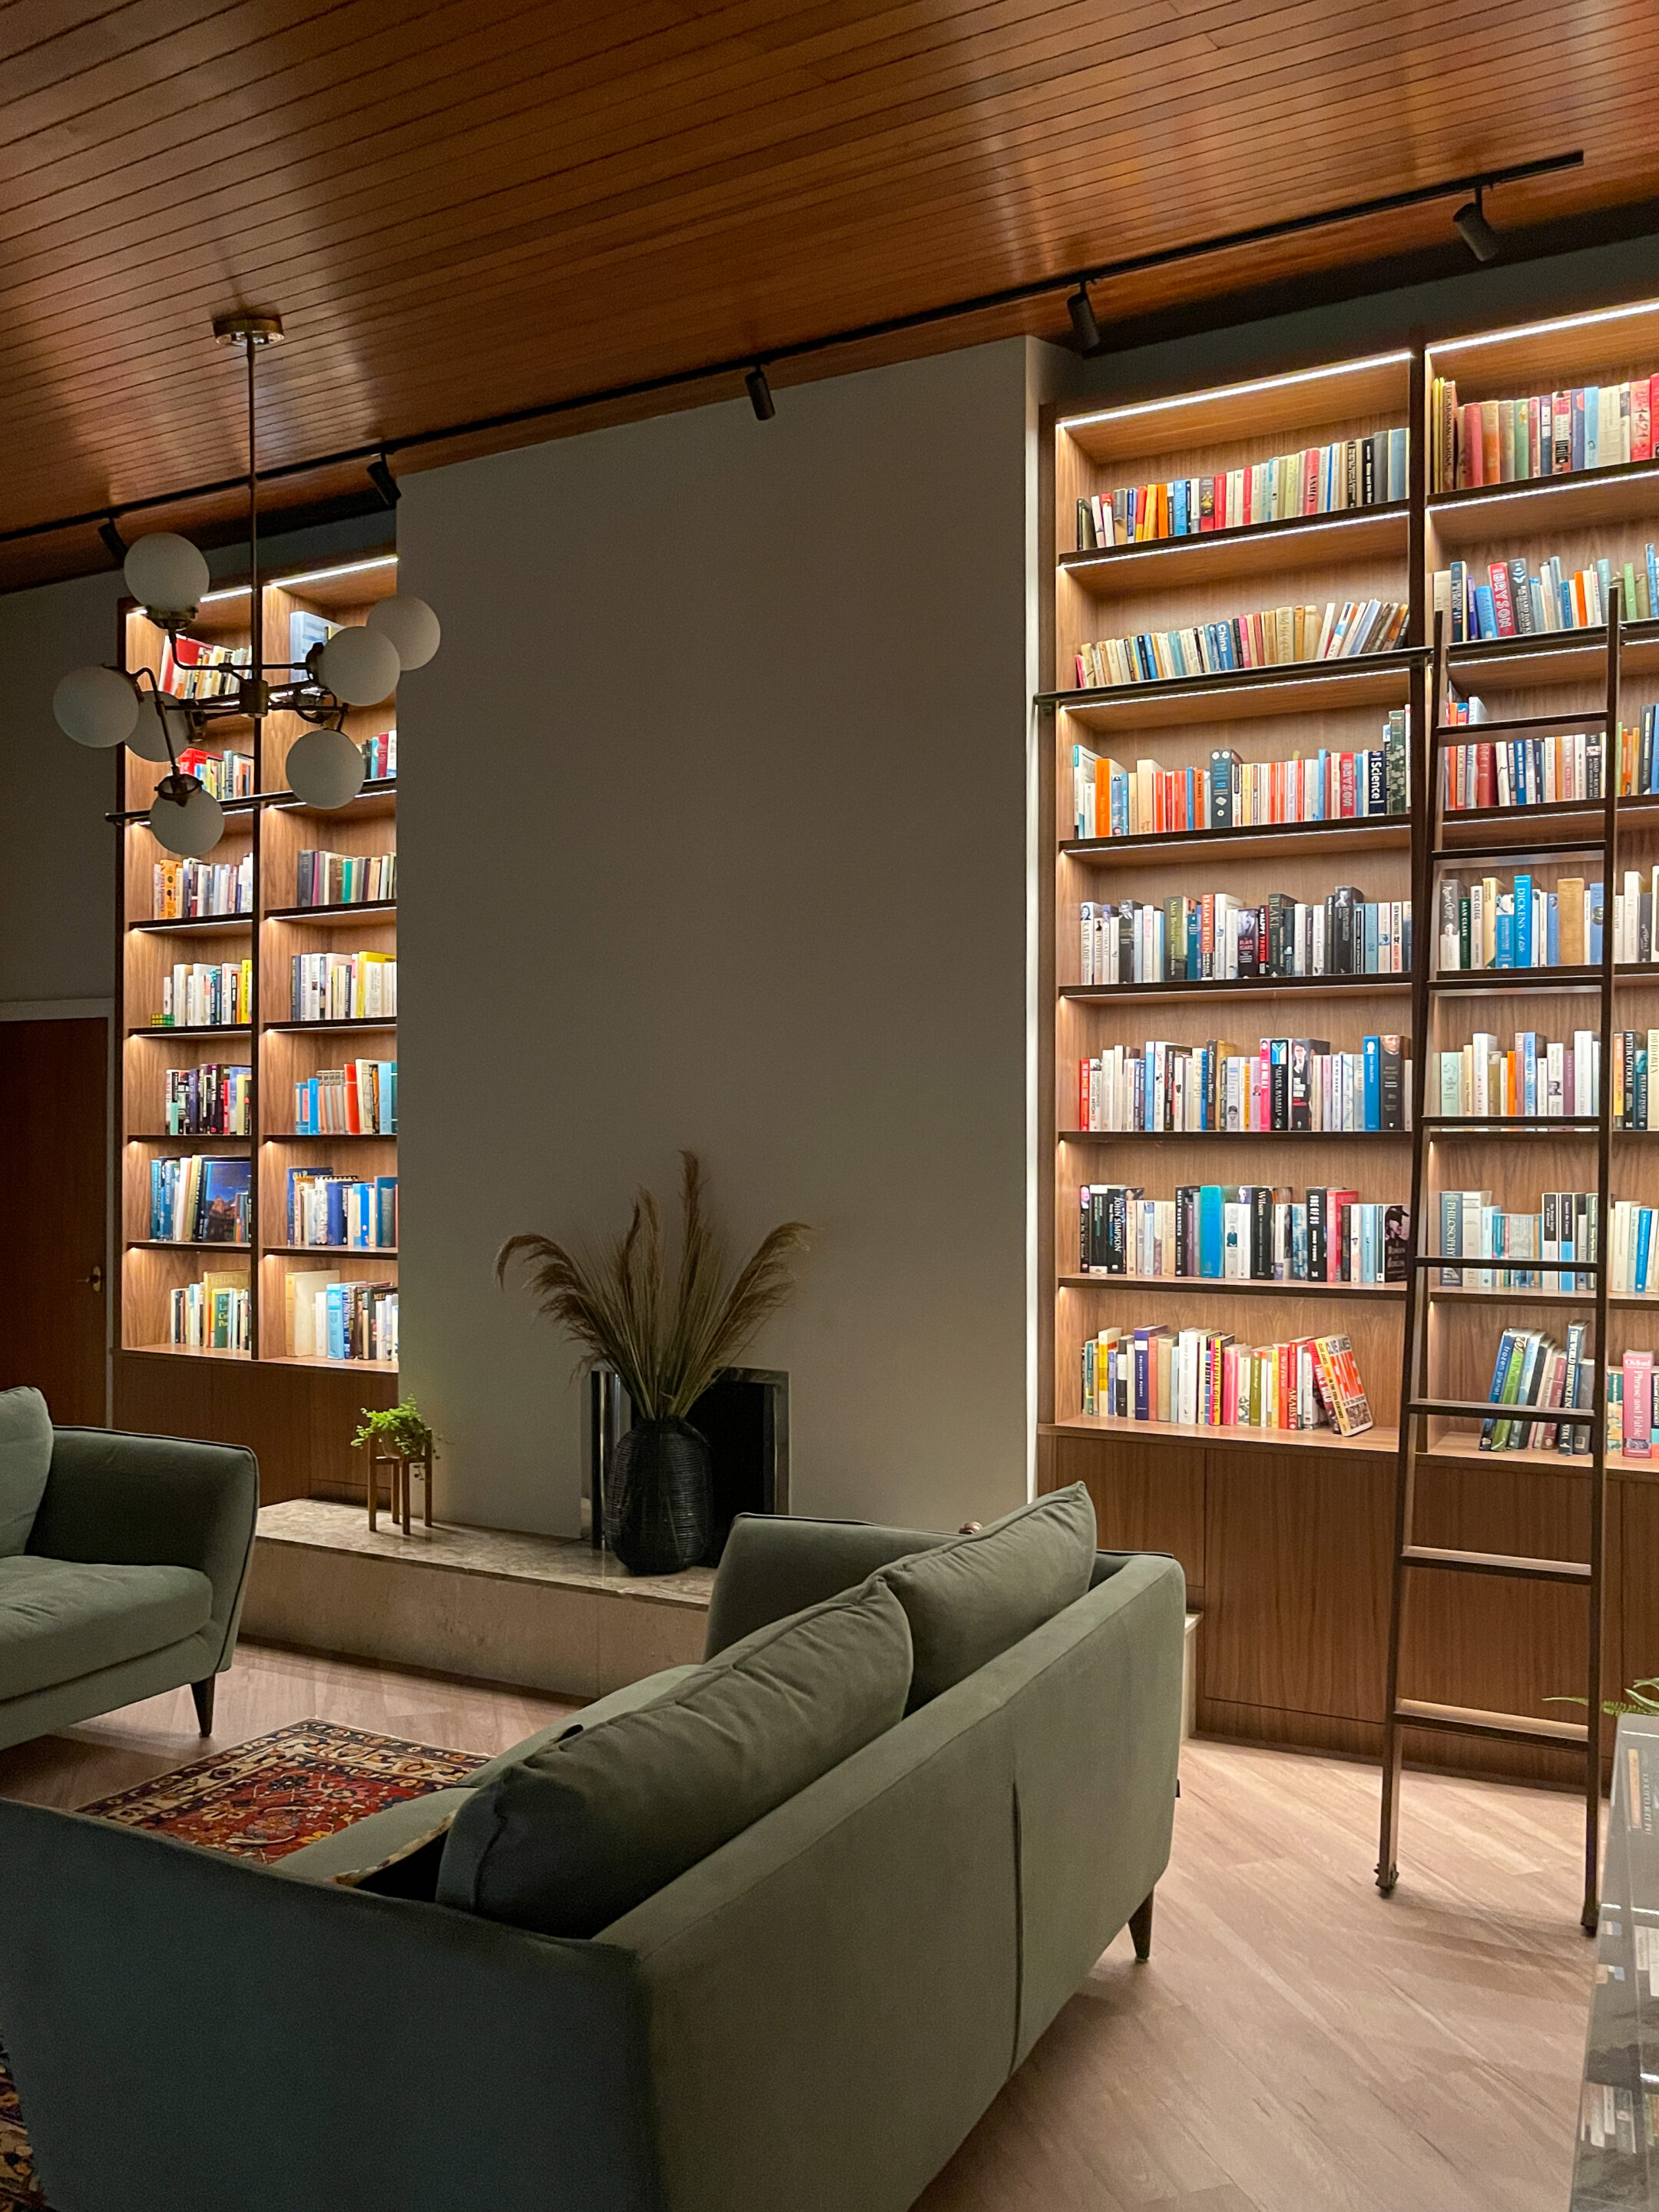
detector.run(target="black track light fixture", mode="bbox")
[1454,187,1501,263]
[98,516,125,564]
[745,363,776,422]
[366,454,401,507]
[1068,283,1102,355]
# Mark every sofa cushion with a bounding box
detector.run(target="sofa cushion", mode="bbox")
[0,1389,52,1559]
[877,1483,1097,1710]
[437,1578,913,1938]
[0,1556,214,1704]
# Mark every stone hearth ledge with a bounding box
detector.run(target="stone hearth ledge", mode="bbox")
[241,1498,713,1700]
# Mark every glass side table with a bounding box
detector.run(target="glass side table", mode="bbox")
[1574,1714,1659,2207]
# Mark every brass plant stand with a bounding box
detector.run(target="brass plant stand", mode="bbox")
[367,1443,433,1535]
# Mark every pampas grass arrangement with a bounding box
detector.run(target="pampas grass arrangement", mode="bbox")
[496,1152,809,1419]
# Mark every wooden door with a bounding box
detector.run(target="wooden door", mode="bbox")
[0,1018,108,1424]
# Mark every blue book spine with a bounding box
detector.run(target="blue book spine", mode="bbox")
[325,1181,346,1247]
[1547,895,1559,968]
[1591,884,1604,965]
[1472,584,1498,639]
[1173,480,1188,535]
[1314,751,1327,820]
[1572,389,1587,471]
[1584,386,1601,469]
[326,1285,346,1361]
[1388,426,1407,501]
[1647,544,1659,626]
[1185,766,1197,828]
[1495,909,1514,967]
[1365,903,1379,973]
[1640,1209,1654,1296]
[1363,1035,1381,1131]
[1524,1034,1538,1118]
[1199,1185,1224,1279]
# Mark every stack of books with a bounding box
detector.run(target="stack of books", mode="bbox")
[148,1156,251,1243]
[1071,715,1409,836]
[1074,429,1408,548]
[1075,596,1408,687]
[1478,1326,1598,1452]
[167,1270,250,1351]
[1437,1190,1598,1290]
[1075,1033,1409,1134]
[157,637,249,700]
[1434,1032,1602,1118]
[162,1063,251,1137]
[1080,1324,1373,1436]
[1431,375,1654,490]
[289,952,396,1022]
[151,855,253,919]
[174,747,254,800]
[285,1167,397,1249]
[154,959,252,1028]
[1078,1182,1406,1283]
[1435,872,1602,969]
[283,1269,397,1362]
[293,1060,396,1135]
[1431,550,1657,639]
[1079,889,1410,984]
[295,849,397,907]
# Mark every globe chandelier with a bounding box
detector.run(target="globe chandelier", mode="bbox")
[51,311,439,857]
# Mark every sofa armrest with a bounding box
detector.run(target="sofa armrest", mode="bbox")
[28,1428,259,1672]
[704,1512,955,1656]
[0,1800,664,2212]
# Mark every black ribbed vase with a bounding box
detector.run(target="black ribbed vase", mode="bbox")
[605,1418,711,1575]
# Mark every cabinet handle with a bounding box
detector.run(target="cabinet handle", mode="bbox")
[78,1265,104,1291]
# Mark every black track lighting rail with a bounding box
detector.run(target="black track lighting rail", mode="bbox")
[4,149,1582,561]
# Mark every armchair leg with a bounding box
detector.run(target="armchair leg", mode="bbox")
[1129,1889,1154,1962]
[190,1677,217,1735]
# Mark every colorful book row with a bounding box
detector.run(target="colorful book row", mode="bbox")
[1073,430,1408,549]
[148,1154,251,1244]
[1079,890,1411,985]
[1431,375,1655,492]
[1076,1035,1410,1134]
[1080,1325,1373,1436]
[1074,598,1408,689]
[1078,1182,1406,1285]
[1070,716,1408,837]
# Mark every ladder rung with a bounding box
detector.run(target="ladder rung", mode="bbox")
[1406,1396,1594,1422]
[1400,1545,1593,1584]
[1407,1252,1601,1274]
[1434,712,1611,740]
[1430,838,1611,865]
[1393,1698,1590,1747]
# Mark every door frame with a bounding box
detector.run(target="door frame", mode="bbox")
[0,999,114,1426]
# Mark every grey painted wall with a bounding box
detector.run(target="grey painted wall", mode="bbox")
[397,339,1043,1537]
[0,571,124,1006]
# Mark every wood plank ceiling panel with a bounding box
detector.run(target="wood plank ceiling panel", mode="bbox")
[0,0,1656,587]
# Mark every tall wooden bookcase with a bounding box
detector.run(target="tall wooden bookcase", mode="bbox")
[113,553,401,1502]
[1040,313,1659,1783]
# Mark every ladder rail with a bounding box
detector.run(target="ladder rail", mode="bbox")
[1377,579,1619,1934]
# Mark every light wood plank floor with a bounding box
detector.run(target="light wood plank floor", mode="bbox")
[0,1644,1595,2210]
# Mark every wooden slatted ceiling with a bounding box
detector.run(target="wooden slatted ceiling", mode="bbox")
[0,0,1655,589]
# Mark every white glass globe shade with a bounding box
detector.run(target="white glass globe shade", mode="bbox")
[149,784,224,858]
[286,727,366,810]
[366,593,440,670]
[127,692,187,763]
[123,532,210,615]
[316,624,400,707]
[53,664,139,748]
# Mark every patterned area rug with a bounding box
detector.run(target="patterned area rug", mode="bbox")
[0,1719,482,2209]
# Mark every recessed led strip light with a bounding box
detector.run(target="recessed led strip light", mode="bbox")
[1432,296,1659,358]
[199,553,399,604]
[1063,353,1412,433]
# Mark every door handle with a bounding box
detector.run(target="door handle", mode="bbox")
[77,1266,104,1291]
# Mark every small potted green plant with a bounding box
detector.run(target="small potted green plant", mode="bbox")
[351,1399,437,1532]
[498,1154,807,1575]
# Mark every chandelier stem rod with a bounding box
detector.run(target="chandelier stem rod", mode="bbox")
[247,337,261,714]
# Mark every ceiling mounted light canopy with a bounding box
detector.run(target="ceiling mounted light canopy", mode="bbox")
[54,308,440,856]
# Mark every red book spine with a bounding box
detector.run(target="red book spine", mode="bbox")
[1635,378,1654,464]
[1339,753,1356,816]
[345,1061,362,1135]
[1476,743,1495,808]
[1302,448,1320,514]
[1079,1062,1091,1131]
[1463,402,1485,485]
[1488,561,1516,636]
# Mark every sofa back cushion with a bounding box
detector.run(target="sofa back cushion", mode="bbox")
[436,1578,913,1937]
[0,1389,52,1560]
[878,1484,1097,1710]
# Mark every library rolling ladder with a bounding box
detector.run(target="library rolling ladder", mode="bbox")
[1378,596,1624,1935]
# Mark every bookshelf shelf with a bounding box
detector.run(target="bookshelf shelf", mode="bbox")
[1046,1412,1396,1459]
[129,913,254,935]
[1038,650,1422,733]
[1429,458,1659,541]
[263,899,396,926]
[264,1244,398,1257]
[1446,624,1659,690]
[114,555,402,1462]
[263,1018,397,1035]
[127,1239,254,1253]
[1060,505,1409,596]
[1061,816,1409,868]
[127,1024,252,1041]
[1061,974,1409,1005]
[267,1130,396,1143]
[1058,1273,1402,1299]
[1059,1128,1411,1143]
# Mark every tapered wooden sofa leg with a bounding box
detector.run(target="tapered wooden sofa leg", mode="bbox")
[1129,1889,1154,1962]
[190,1678,217,1735]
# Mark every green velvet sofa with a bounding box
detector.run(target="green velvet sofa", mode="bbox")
[0,1416,259,1751]
[0,1511,1184,2212]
